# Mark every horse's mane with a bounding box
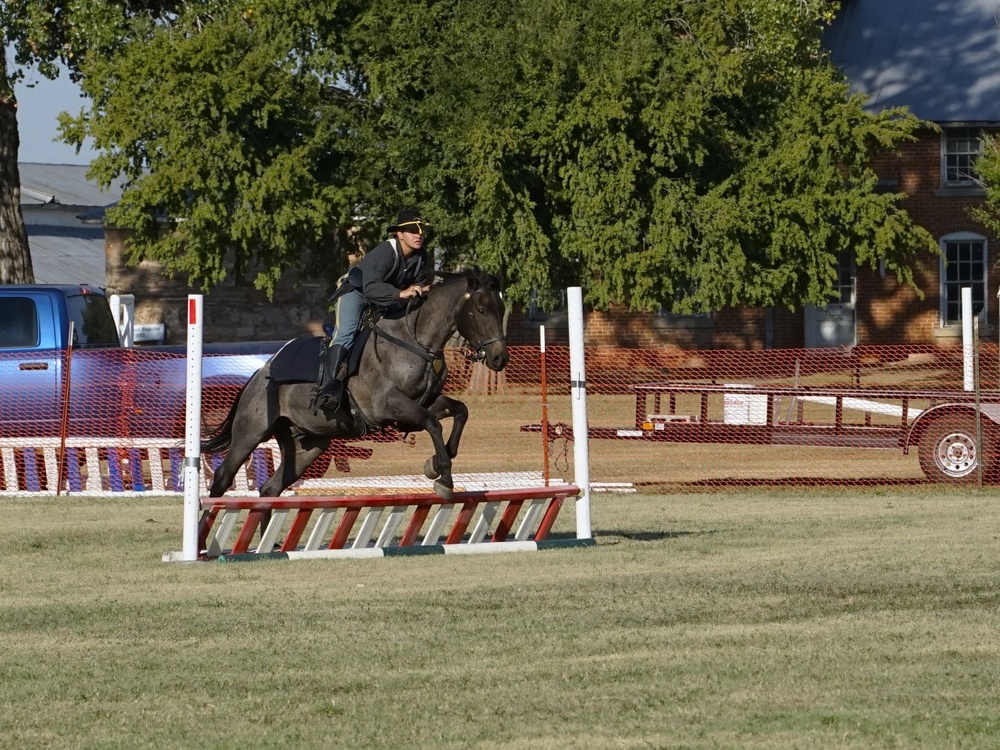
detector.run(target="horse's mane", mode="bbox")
[375,267,501,322]
[432,266,501,292]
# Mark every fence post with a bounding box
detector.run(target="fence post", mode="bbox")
[568,287,591,539]
[182,295,204,561]
[963,287,973,391]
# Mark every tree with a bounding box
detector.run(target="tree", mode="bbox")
[0,1,183,284]
[355,0,938,311]
[63,0,938,312]
[970,136,1000,239]
[62,0,375,295]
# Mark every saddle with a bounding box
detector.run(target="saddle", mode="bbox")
[266,309,386,385]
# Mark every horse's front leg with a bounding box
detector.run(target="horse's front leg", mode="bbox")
[422,395,469,481]
[384,392,454,499]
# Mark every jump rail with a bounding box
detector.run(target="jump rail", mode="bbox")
[164,484,591,562]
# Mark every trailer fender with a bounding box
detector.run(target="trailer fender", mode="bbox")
[904,402,1000,453]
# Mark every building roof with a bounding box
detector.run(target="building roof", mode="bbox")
[26,225,107,290]
[19,162,125,207]
[18,164,113,289]
[825,0,1000,123]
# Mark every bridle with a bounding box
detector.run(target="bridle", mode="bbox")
[373,281,506,365]
[456,287,507,363]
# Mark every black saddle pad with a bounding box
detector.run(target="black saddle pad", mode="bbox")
[268,336,325,383]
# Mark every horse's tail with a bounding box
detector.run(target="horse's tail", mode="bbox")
[200,379,248,455]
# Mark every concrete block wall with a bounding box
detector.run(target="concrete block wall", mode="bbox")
[103,228,330,344]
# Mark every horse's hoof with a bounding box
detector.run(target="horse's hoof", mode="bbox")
[433,480,453,500]
[424,457,440,480]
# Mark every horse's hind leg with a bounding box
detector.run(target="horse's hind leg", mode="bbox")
[209,439,268,497]
[251,425,326,550]
[207,373,276,497]
[257,423,328,497]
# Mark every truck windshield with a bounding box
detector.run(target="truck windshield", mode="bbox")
[67,294,121,348]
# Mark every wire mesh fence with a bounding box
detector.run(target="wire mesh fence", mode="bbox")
[2,341,998,494]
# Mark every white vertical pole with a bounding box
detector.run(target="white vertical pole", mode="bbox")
[109,293,135,347]
[540,325,549,486]
[182,295,204,561]
[963,287,973,391]
[567,287,592,539]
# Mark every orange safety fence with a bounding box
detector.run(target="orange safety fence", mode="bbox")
[1,342,998,493]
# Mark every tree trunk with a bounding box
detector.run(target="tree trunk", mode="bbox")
[0,53,35,285]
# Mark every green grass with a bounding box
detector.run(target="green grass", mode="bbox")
[1,489,999,748]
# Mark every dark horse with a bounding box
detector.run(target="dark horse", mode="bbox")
[201,267,508,500]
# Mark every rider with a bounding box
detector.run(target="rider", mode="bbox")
[311,208,433,412]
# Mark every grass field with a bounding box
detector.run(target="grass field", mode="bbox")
[2,487,999,748]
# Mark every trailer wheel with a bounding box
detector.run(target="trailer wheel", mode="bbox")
[917,415,995,483]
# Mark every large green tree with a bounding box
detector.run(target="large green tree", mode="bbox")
[355,0,938,310]
[65,0,372,294]
[65,0,937,311]
[971,136,1000,240]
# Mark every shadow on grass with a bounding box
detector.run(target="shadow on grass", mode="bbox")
[543,529,720,543]
[633,478,934,492]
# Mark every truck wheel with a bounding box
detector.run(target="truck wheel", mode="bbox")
[917,415,995,483]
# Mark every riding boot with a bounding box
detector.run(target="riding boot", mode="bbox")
[311,343,349,412]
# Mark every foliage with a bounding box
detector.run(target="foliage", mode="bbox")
[60,0,938,309]
[971,135,1000,237]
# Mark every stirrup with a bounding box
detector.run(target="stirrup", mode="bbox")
[310,382,343,413]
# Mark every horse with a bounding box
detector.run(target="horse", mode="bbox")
[200,267,508,500]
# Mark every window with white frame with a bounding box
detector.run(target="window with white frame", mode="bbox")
[942,128,983,188]
[940,232,987,325]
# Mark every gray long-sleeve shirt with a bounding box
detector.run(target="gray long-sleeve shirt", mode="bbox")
[358,238,430,307]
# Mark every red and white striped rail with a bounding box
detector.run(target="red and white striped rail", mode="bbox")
[162,484,591,562]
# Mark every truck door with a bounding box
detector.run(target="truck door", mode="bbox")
[0,294,61,436]
[805,249,857,348]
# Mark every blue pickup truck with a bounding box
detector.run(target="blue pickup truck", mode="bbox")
[0,284,284,439]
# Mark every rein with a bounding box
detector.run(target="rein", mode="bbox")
[373,321,442,365]
[372,284,505,365]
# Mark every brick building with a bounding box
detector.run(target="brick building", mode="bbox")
[824,0,1000,350]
